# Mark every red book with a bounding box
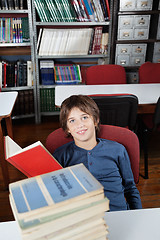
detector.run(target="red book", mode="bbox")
[105,0,110,19]
[4,136,62,177]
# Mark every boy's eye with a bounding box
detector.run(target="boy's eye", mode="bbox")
[82,115,89,120]
[69,119,75,124]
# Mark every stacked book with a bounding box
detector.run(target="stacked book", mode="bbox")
[38,28,108,56]
[9,163,109,240]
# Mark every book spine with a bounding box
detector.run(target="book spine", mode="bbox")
[52,0,66,22]
[63,0,77,22]
[79,0,90,21]
[3,61,7,88]
[44,0,57,22]
[91,26,103,54]
[12,18,16,43]
[90,0,98,22]
[19,0,23,10]
[8,0,14,10]
[1,0,8,10]
[34,0,45,22]
[14,0,19,10]
[93,0,105,22]
[82,0,95,22]
[71,0,84,22]
[105,0,110,19]
[99,0,108,21]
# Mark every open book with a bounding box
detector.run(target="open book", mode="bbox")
[4,136,62,177]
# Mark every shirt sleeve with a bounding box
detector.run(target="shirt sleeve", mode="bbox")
[118,147,142,209]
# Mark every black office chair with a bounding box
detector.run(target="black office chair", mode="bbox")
[90,94,138,131]
[137,97,160,179]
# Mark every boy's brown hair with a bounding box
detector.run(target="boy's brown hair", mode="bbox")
[60,95,100,137]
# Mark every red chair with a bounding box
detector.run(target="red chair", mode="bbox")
[139,62,160,83]
[86,64,126,85]
[45,125,140,184]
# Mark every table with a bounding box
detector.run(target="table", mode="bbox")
[0,91,18,189]
[55,83,160,114]
[1,208,160,240]
[104,208,160,240]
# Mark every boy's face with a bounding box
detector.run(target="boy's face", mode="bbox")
[67,107,97,150]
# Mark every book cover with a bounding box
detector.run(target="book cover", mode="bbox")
[9,164,107,232]
[4,136,62,177]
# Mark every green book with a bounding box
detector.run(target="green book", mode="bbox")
[34,0,46,22]
[44,0,58,22]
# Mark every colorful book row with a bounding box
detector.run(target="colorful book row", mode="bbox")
[34,0,110,22]
[40,88,60,112]
[0,17,30,43]
[40,60,82,85]
[54,65,82,84]
[0,60,33,88]
[38,27,109,56]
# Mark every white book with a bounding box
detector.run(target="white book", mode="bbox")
[58,30,70,55]
[65,29,84,55]
[27,61,33,86]
[37,28,43,52]
[43,29,54,56]
[65,29,76,55]
[39,29,48,55]
[84,28,93,54]
[93,0,105,22]
[48,29,60,56]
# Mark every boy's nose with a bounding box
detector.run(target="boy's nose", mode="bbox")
[77,120,84,128]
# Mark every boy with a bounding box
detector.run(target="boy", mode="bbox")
[53,95,142,211]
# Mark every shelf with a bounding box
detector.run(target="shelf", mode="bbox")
[0,10,28,14]
[0,43,31,47]
[1,86,34,91]
[36,21,110,27]
[37,54,108,59]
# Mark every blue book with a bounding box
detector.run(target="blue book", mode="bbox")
[9,164,108,232]
[40,60,55,85]
[82,0,95,21]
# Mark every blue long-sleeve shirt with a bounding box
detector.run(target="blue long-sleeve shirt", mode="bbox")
[53,138,142,211]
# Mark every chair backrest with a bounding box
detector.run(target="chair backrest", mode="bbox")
[139,62,160,83]
[90,94,138,130]
[45,125,140,183]
[86,64,126,85]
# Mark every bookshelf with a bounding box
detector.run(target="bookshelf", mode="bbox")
[110,0,160,83]
[0,0,38,122]
[31,0,112,123]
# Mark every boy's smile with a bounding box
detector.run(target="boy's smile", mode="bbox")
[67,107,98,150]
